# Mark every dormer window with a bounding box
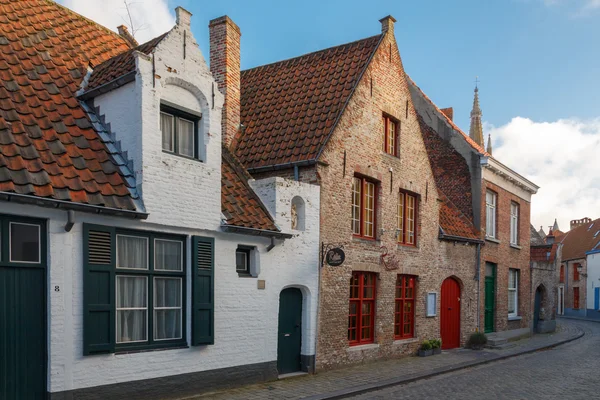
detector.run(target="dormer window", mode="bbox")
[160,104,200,159]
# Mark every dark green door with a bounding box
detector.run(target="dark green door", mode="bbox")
[0,267,46,399]
[0,217,47,399]
[484,262,496,333]
[277,288,302,374]
[534,287,542,332]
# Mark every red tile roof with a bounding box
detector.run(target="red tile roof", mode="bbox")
[0,0,139,210]
[222,146,278,232]
[87,32,168,90]
[438,192,479,240]
[531,244,558,262]
[559,217,600,261]
[236,35,382,169]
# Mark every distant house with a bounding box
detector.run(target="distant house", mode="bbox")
[530,225,561,333]
[0,2,319,398]
[557,217,600,319]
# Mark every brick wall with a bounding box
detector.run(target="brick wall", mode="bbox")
[479,180,532,332]
[563,258,586,310]
[306,24,477,370]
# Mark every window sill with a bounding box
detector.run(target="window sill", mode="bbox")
[237,272,256,278]
[162,150,203,163]
[352,236,380,244]
[393,337,418,345]
[347,343,379,352]
[510,244,522,250]
[508,316,522,321]
[485,237,501,244]
[381,151,400,160]
[115,343,188,355]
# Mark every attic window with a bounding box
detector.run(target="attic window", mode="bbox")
[160,104,201,160]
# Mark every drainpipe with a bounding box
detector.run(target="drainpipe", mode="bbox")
[476,242,481,332]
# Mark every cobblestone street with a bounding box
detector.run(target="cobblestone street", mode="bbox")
[349,319,600,399]
[186,319,588,400]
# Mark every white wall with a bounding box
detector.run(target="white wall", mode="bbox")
[586,252,600,310]
[94,14,224,233]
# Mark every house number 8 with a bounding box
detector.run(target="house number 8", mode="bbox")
[54,286,60,292]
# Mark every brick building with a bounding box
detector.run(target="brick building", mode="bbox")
[213,16,485,370]
[556,217,600,319]
[409,80,539,336]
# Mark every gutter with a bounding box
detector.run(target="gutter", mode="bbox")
[0,191,148,220]
[220,224,294,239]
[247,160,320,174]
[78,70,136,100]
[438,233,484,245]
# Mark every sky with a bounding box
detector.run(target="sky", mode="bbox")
[58,0,600,232]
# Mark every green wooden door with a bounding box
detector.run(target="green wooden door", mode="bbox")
[484,276,495,333]
[0,217,47,399]
[277,288,302,374]
[0,266,46,399]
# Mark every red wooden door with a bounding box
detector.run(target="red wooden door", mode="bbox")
[441,278,461,349]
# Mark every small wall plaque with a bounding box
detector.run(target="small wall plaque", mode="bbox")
[257,280,266,290]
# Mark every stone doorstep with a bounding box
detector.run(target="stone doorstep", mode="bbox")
[486,327,531,347]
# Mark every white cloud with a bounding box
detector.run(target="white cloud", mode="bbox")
[541,0,600,14]
[487,117,600,233]
[58,0,175,43]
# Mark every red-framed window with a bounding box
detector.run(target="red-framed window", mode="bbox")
[348,271,376,345]
[352,176,377,238]
[573,263,580,281]
[397,190,417,246]
[394,275,415,339]
[574,287,580,309]
[382,115,399,156]
[559,265,565,283]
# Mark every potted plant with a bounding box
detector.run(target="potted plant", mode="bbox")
[467,331,487,350]
[431,339,442,354]
[418,340,433,357]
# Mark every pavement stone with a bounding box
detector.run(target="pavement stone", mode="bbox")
[180,320,583,400]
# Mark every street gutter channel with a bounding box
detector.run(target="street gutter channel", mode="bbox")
[301,326,585,400]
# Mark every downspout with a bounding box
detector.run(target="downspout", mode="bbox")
[313,247,322,374]
[476,242,481,332]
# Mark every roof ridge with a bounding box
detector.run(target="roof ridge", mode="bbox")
[241,34,382,74]
[407,75,489,156]
[46,0,133,50]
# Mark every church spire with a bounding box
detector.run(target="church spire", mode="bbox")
[486,133,493,155]
[469,78,484,147]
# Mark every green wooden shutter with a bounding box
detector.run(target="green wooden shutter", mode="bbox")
[192,236,215,345]
[83,224,116,355]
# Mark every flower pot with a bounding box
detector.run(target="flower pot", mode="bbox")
[418,349,433,357]
[433,347,441,355]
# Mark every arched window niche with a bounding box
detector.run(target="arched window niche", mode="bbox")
[291,196,306,231]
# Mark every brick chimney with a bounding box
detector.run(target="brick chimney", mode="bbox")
[379,15,396,34]
[570,217,592,230]
[440,107,453,121]
[117,25,138,47]
[209,16,241,148]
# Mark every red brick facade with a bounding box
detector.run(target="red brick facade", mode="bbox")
[479,181,532,332]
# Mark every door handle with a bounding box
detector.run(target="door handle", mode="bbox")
[284,333,291,337]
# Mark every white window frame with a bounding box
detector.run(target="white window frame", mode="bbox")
[426,292,437,317]
[116,234,149,270]
[177,116,195,158]
[153,277,183,341]
[236,247,251,274]
[486,191,497,239]
[116,275,149,344]
[9,221,41,264]
[154,238,183,272]
[508,269,519,318]
[510,202,519,245]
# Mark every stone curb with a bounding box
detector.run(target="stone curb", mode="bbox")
[301,327,585,400]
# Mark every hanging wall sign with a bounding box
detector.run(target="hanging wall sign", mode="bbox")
[326,248,345,267]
